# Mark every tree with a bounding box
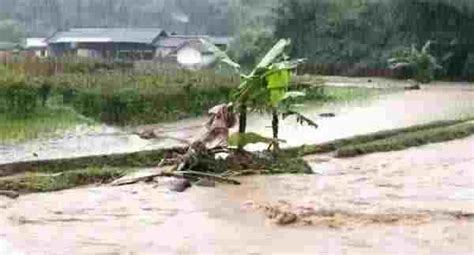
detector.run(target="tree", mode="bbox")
[0,20,24,43]
[388,41,442,83]
[206,38,317,151]
[273,0,474,80]
[228,27,275,69]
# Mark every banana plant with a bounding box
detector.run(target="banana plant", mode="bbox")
[388,40,442,83]
[203,38,317,151]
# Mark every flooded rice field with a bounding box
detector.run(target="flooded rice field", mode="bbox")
[1,83,474,164]
[1,135,473,254]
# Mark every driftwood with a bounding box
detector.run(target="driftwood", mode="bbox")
[0,190,20,199]
[110,166,174,186]
[174,170,241,185]
[116,104,244,189]
[110,165,240,187]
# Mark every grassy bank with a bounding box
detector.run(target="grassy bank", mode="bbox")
[335,121,474,157]
[1,63,386,142]
[0,149,313,193]
[0,148,182,177]
[2,119,474,193]
[0,106,88,144]
[286,118,474,159]
[0,67,239,125]
[294,119,473,156]
[0,167,128,192]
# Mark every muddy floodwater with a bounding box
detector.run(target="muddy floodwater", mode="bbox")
[1,136,473,254]
[1,83,474,164]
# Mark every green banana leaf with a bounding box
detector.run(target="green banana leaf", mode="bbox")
[256,39,291,69]
[266,69,290,107]
[200,38,240,72]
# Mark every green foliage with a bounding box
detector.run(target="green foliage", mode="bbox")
[0,106,85,144]
[211,38,314,150]
[228,132,282,147]
[388,41,441,83]
[0,68,37,118]
[335,121,474,157]
[0,19,24,43]
[0,68,237,126]
[55,72,236,125]
[274,0,474,80]
[294,118,473,156]
[0,167,127,192]
[228,27,276,69]
[233,39,304,112]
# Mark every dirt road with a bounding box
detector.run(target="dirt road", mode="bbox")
[1,135,473,254]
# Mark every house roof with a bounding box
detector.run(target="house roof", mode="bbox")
[208,36,233,46]
[47,28,167,44]
[155,35,233,49]
[155,36,197,48]
[25,38,47,49]
[170,39,216,55]
[0,41,18,51]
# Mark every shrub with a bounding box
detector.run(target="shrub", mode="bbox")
[0,68,40,118]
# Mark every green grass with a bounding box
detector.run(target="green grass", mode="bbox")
[0,167,129,192]
[0,148,184,177]
[291,119,474,157]
[335,121,474,157]
[0,106,89,144]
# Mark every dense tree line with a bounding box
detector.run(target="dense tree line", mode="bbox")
[1,0,472,80]
[273,0,474,79]
[0,0,233,41]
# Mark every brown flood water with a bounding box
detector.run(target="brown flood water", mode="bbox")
[2,83,474,164]
[1,135,473,254]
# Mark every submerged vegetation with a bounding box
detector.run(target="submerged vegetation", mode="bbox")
[2,118,473,193]
[335,120,474,157]
[1,61,374,143]
[0,106,86,143]
[0,167,127,192]
[388,41,441,83]
[293,118,474,158]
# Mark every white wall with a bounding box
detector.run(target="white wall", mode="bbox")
[176,45,217,69]
[177,46,202,68]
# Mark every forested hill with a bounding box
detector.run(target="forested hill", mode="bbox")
[272,0,474,79]
[0,0,236,39]
[1,0,473,79]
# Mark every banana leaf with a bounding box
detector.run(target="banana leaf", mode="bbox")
[256,39,291,69]
[200,38,240,72]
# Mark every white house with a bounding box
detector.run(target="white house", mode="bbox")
[155,35,233,69]
[25,38,48,58]
[176,39,217,69]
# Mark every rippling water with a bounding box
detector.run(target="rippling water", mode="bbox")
[1,84,473,164]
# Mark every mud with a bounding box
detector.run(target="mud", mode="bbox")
[1,135,473,254]
[246,200,432,227]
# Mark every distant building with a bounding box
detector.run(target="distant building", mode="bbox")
[0,41,20,59]
[155,35,233,69]
[46,28,168,60]
[24,38,48,58]
[43,27,233,69]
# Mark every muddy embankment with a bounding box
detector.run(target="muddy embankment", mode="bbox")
[1,135,473,254]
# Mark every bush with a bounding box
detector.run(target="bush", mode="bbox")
[0,68,41,118]
[56,72,237,125]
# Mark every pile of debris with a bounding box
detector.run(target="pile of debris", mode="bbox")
[124,103,311,192]
[241,200,431,227]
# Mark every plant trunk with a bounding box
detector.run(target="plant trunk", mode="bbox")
[272,109,279,151]
[237,104,247,150]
